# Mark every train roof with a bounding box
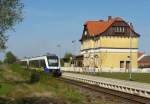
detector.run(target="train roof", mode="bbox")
[20,54,58,61]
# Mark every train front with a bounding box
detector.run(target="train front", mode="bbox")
[46,55,61,76]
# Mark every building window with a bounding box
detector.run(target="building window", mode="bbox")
[122,27,125,32]
[95,40,98,48]
[120,61,124,68]
[114,27,125,33]
[84,31,87,35]
[116,27,119,32]
[119,27,122,32]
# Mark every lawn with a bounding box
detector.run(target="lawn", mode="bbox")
[95,72,150,83]
[0,83,14,96]
[0,64,86,104]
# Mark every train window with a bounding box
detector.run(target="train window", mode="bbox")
[47,56,59,67]
[21,61,26,66]
[35,60,39,67]
[29,60,39,68]
[29,59,46,68]
[40,60,46,67]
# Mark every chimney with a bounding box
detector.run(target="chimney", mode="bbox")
[130,22,134,30]
[108,16,112,21]
[99,20,104,22]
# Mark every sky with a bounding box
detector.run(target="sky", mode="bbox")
[0,0,150,60]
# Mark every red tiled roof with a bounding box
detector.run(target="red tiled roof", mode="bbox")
[138,56,150,64]
[84,17,123,36]
[138,52,145,58]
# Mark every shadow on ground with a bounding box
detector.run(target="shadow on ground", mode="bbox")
[0,97,67,104]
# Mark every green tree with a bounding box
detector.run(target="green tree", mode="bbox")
[63,52,73,62]
[60,58,64,66]
[0,60,2,64]
[4,51,17,64]
[0,0,23,50]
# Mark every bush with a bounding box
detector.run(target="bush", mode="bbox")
[4,51,17,64]
[30,71,41,83]
[0,61,2,65]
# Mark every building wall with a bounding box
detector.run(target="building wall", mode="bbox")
[81,36,138,51]
[99,52,137,69]
[98,36,138,48]
[81,36,138,71]
[83,52,137,68]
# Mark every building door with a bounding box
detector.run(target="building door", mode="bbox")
[126,61,130,72]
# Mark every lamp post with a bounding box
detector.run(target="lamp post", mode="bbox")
[72,40,76,67]
[72,40,76,55]
[93,36,96,74]
[57,44,61,67]
[129,22,132,81]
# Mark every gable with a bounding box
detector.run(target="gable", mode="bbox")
[80,17,140,41]
[101,21,140,37]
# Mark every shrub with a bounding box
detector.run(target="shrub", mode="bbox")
[30,71,41,83]
[4,51,17,64]
[0,61,2,64]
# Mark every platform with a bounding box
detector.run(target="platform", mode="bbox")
[62,72,150,98]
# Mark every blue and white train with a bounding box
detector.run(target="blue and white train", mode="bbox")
[20,54,62,76]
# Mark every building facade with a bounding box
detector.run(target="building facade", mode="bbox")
[138,52,150,68]
[80,16,140,72]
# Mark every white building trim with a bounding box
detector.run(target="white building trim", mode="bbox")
[81,48,138,54]
[138,54,146,61]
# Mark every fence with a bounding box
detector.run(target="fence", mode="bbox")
[61,67,144,73]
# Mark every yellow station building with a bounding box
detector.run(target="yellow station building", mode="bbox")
[80,16,140,72]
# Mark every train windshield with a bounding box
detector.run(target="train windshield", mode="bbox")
[47,56,59,67]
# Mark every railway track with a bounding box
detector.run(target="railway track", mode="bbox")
[59,77,150,104]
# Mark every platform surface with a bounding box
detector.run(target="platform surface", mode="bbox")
[62,72,150,91]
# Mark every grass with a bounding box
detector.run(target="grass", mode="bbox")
[71,71,150,83]
[10,64,31,79]
[97,72,150,83]
[0,64,86,104]
[0,83,14,96]
[38,72,85,104]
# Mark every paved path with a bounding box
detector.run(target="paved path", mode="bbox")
[62,72,150,92]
